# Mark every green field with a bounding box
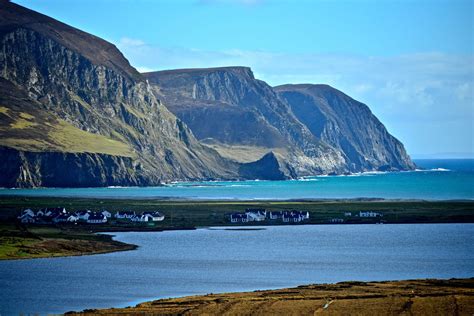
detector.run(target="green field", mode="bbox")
[1,196,473,227]
[1,196,473,260]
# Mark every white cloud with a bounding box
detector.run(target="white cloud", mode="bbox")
[116,37,474,155]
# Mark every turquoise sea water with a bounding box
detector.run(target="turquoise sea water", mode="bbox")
[0,159,472,200]
[0,224,473,314]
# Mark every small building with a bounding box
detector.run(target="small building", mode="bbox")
[19,213,36,223]
[45,207,67,217]
[67,215,79,223]
[246,210,266,221]
[268,211,283,220]
[75,210,91,221]
[142,211,165,221]
[101,210,112,218]
[53,214,71,223]
[359,211,382,218]
[87,213,108,224]
[330,218,344,223]
[115,211,136,219]
[230,213,248,223]
[344,212,352,217]
[299,211,310,220]
[130,214,152,222]
[20,209,35,217]
[281,210,309,223]
[283,213,303,223]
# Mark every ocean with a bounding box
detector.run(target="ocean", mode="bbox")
[0,159,472,200]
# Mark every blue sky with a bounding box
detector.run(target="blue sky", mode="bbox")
[15,0,474,157]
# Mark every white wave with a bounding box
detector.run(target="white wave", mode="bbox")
[297,177,319,181]
[415,168,451,172]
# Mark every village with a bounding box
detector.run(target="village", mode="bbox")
[16,207,385,226]
[17,207,165,225]
[229,209,311,223]
[229,209,384,224]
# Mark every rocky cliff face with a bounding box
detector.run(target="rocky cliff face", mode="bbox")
[145,67,348,176]
[0,1,414,187]
[145,69,414,175]
[275,84,415,171]
[0,146,148,188]
[0,1,243,187]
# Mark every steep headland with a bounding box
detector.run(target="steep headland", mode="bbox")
[145,67,414,177]
[275,84,415,171]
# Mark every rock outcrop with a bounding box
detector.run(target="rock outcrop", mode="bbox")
[145,67,348,176]
[145,67,414,176]
[275,84,415,171]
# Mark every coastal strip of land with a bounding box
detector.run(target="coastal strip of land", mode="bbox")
[68,278,474,315]
[0,223,136,260]
[0,196,473,260]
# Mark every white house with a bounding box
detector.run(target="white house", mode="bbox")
[67,215,79,223]
[53,214,70,223]
[344,212,352,217]
[43,207,67,218]
[20,213,35,223]
[75,210,91,221]
[359,211,382,218]
[230,213,248,223]
[300,211,310,220]
[269,211,283,220]
[21,209,35,217]
[87,214,108,224]
[115,211,136,219]
[281,210,309,223]
[130,214,156,222]
[246,211,266,221]
[101,210,112,218]
[142,211,165,221]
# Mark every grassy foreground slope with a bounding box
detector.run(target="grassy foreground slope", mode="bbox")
[0,223,135,260]
[71,278,474,315]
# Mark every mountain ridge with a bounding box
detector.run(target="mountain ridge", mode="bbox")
[0,1,414,187]
[145,67,414,176]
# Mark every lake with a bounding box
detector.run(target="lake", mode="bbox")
[0,223,473,315]
[0,159,472,200]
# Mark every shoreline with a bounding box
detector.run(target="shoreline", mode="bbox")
[68,278,474,315]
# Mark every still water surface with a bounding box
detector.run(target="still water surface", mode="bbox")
[0,224,473,314]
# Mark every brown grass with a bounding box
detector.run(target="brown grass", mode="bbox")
[70,278,474,315]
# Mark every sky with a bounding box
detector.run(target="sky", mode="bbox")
[15,0,474,158]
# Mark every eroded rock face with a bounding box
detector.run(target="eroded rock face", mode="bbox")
[0,1,243,187]
[275,84,415,171]
[0,146,149,188]
[145,67,348,176]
